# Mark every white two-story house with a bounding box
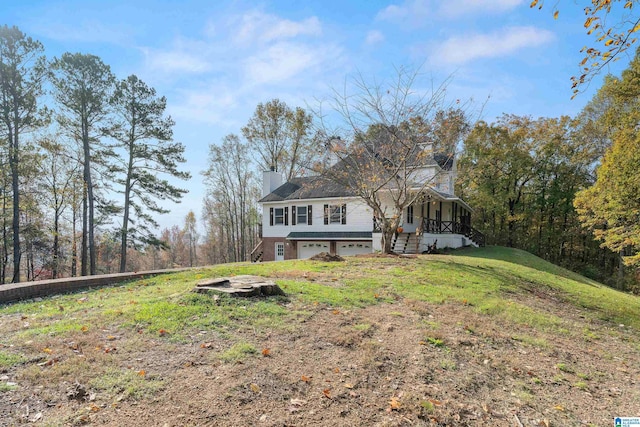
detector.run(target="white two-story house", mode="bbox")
[252,151,484,262]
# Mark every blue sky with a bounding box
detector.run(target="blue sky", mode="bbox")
[2,0,633,230]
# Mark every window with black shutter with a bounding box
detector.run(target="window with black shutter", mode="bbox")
[284,206,289,226]
[270,207,274,226]
[274,208,284,225]
[307,205,312,225]
[324,204,329,225]
[291,205,296,225]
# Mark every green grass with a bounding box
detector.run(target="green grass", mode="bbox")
[218,342,257,362]
[89,368,165,401]
[0,351,25,368]
[0,382,17,392]
[2,246,640,351]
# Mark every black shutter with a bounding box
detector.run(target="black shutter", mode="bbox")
[291,205,296,225]
[308,205,312,225]
[341,204,347,224]
[270,207,274,226]
[324,204,329,225]
[284,206,289,226]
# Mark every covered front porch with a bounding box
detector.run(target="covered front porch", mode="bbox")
[372,192,485,253]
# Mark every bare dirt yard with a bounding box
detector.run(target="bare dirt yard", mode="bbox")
[1,251,639,426]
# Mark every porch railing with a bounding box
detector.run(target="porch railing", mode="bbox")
[372,217,485,247]
[250,240,264,263]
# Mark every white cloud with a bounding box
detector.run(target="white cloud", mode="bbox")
[29,20,132,44]
[377,0,523,24]
[244,41,341,85]
[365,30,385,45]
[430,26,554,65]
[438,0,523,17]
[143,48,212,74]
[377,0,430,23]
[141,10,345,126]
[235,11,322,45]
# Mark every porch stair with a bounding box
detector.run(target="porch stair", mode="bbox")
[250,241,264,263]
[393,233,419,254]
[467,228,486,247]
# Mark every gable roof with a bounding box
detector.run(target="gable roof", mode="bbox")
[259,176,355,203]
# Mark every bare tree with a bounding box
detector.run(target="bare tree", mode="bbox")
[315,67,471,253]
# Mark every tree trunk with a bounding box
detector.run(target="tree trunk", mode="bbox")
[53,212,59,279]
[82,117,97,276]
[81,189,88,276]
[10,127,20,283]
[119,151,133,273]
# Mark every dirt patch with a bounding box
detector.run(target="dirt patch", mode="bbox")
[1,275,639,426]
[309,252,345,262]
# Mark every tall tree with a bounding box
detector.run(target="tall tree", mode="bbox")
[202,135,260,263]
[38,137,80,278]
[107,74,189,272]
[184,210,198,267]
[242,98,315,181]
[459,115,537,247]
[50,53,115,276]
[316,68,470,253]
[0,25,46,282]
[575,48,640,274]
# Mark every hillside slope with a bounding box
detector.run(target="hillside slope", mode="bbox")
[1,247,638,426]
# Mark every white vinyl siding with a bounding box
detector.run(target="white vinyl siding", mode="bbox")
[262,199,373,238]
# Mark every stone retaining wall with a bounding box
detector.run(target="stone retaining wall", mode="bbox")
[0,268,193,304]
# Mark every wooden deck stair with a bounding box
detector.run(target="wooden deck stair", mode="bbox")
[250,241,264,263]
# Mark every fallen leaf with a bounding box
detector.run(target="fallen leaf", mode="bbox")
[106,335,116,341]
[158,329,168,337]
[137,370,146,376]
[301,375,311,383]
[374,293,380,298]
[323,388,331,399]
[89,403,100,412]
[42,348,52,354]
[344,383,354,389]
[554,405,565,411]
[539,419,550,427]
[261,348,271,357]
[428,398,442,406]
[332,309,340,315]
[250,383,260,393]
[389,397,401,410]
[200,342,213,349]
[333,367,340,373]
[80,326,89,332]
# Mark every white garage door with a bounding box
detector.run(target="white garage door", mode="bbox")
[337,241,372,257]
[298,241,330,259]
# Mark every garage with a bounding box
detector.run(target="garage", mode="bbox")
[336,241,372,257]
[297,241,330,259]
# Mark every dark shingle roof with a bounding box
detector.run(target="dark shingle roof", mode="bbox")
[259,176,355,203]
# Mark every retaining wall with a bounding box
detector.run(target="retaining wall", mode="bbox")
[0,268,193,304]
